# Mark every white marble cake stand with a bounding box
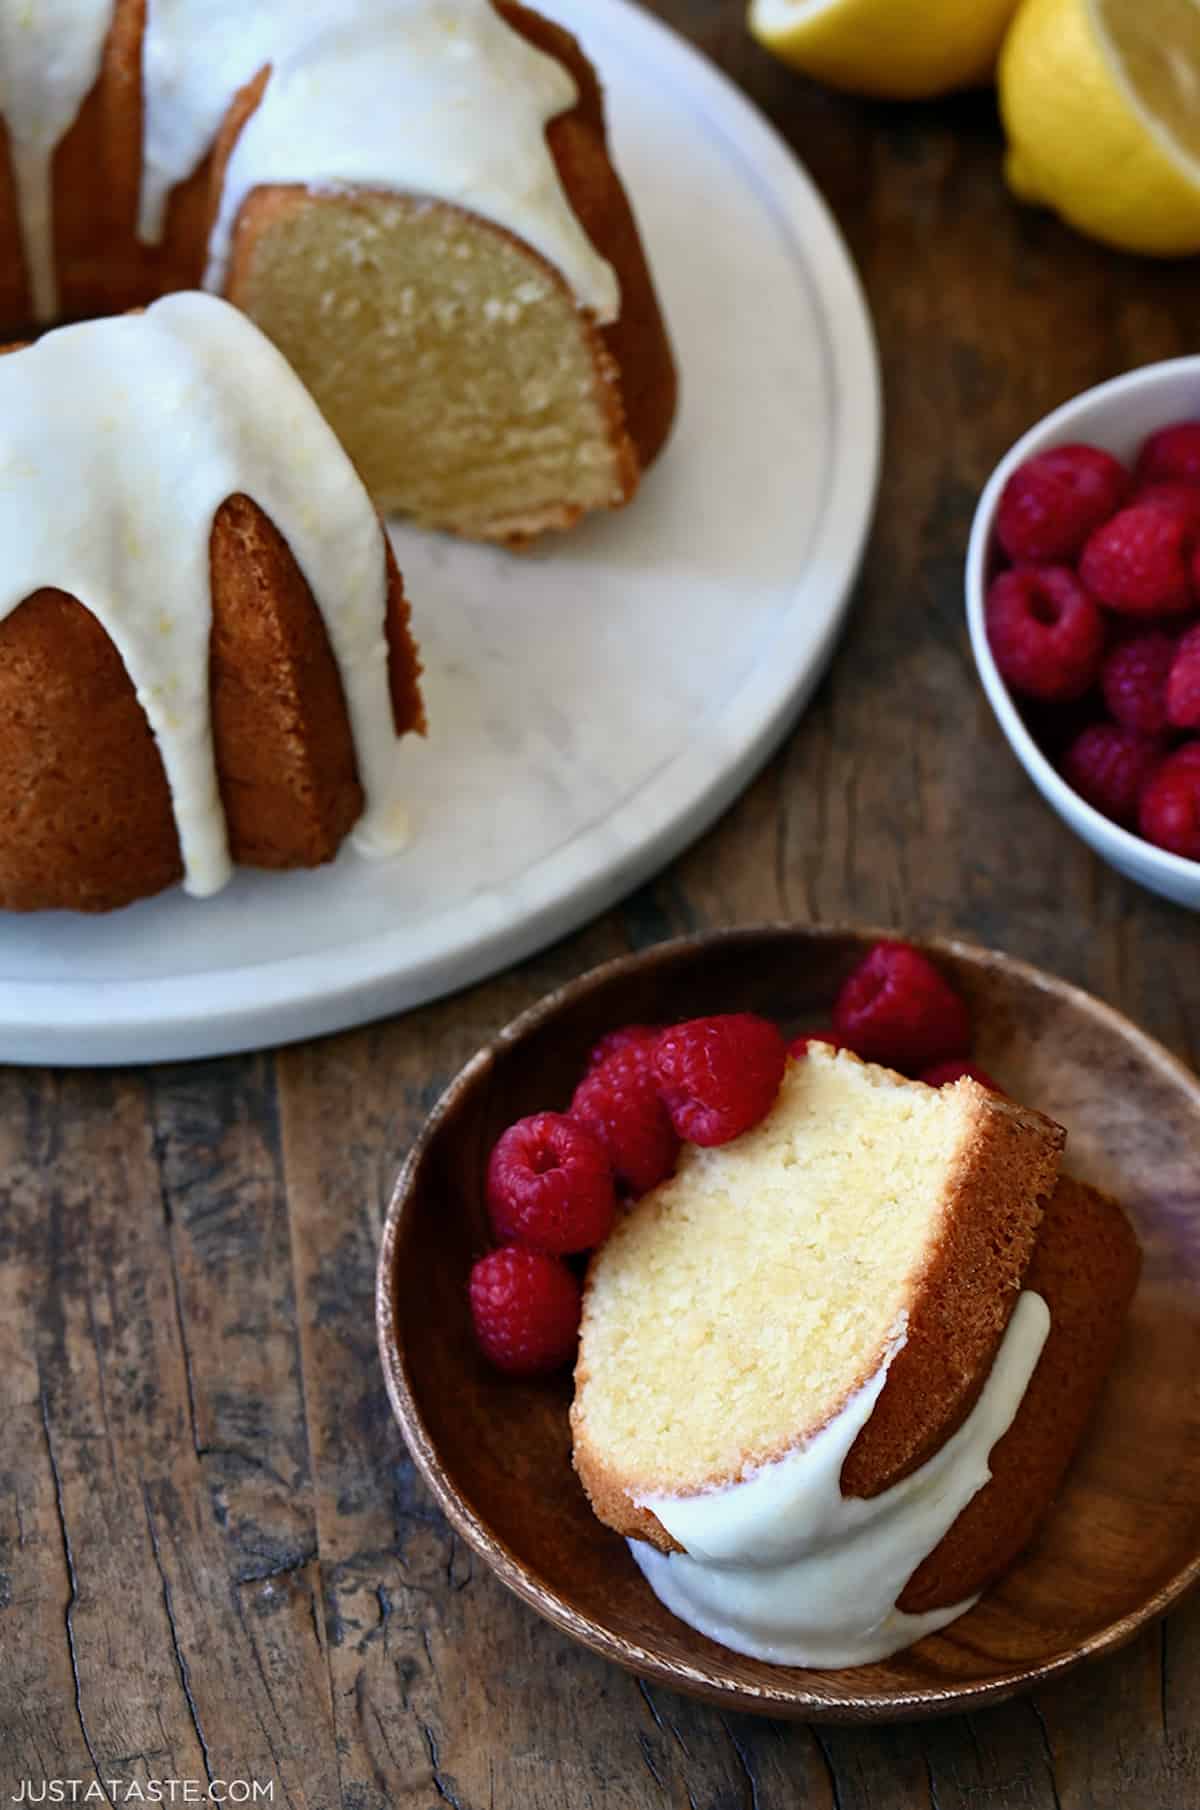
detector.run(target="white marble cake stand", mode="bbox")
[0,0,881,1065]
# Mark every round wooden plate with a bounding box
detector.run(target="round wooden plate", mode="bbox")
[375,926,1200,1720]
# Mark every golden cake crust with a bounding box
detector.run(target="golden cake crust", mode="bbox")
[840,1086,1064,1497]
[497,0,678,476]
[898,1174,1141,1612]
[571,1061,1064,1552]
[0,486,424,914]
[209,2,675,537]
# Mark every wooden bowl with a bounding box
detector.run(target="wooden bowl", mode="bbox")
[376,926,1200,1720]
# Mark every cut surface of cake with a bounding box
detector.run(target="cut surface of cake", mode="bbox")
[0,0,676,541]
[0,292,424,913]
[572,1045,1065,1550]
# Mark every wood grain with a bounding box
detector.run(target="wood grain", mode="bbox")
[2,1,1200,1804]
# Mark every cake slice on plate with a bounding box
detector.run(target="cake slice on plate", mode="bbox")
[571,1043,1084,1665]
[573,1044,1065,1546]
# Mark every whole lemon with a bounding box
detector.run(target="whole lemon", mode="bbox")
[749,0,1023,100]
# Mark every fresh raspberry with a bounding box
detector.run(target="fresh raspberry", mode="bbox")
[919,1059,1005,1094]
[1138,750,1200,859]
[985,566,1106,701]
[1166,624,1200,729]
[1132,482,1200,533]
[1061,723,1162,827]
[1079,503,1196,616]
[486,1112,615,1254]
[1135,422,1200,488]
[995,444,1128,562]
[832,942,971,1073]
[587,1023,660,1068]
[1100,631,1176,734]
[468,1246,581,1376]
[653,1013,786,1147]
[571,1044,680,1196]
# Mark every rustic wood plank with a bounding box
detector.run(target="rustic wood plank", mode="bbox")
[0,1065,340,1804]
[4,1,1200,1805]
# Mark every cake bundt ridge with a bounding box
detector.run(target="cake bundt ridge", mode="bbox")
[0,292,424,913]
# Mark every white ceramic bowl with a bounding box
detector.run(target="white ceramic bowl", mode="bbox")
[966,357,1200,910]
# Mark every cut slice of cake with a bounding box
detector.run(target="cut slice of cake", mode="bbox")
[571,1043,1065,1552]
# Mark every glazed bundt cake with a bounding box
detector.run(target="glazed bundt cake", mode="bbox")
[0,0,677,541]
[0,292,424,914]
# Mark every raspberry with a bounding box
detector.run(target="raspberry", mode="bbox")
[1061,723,1162,827]
[486,1111,615,1254]
[1138,750,1200,859]
[832,942,971,1072]
[919,1059,1005,1094]
[1079,503,1196,615]
[587,1023,659,1068]
[1100,631,1176,734]
[1132,482,1200,533]
[985,566,1106,701]
[1135,422,1200,488]
[571,1044,680,1196]
[468,1246,581,1376]
[995,444,1128,562]
[1167,624,1200,730]
[653,1013,786,1147]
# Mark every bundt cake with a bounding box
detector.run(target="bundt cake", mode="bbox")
[0,0,677,541]
[568,1045,1142,1666]
[0,292,424,914]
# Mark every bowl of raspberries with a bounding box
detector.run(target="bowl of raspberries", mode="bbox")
[966,359,1200,907]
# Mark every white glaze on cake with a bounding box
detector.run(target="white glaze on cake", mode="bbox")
[0,0,111,319]
[0,291,407,897]
[0,0,620,324]
[197,0,620,322]
[631,1290,1051,1668]
[144,0,619,320]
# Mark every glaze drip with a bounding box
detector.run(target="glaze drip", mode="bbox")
[0,0,111,319]
[0,0,620,325]
[198,0,620,322]
[0,292,407,897]
[632,1290,1052,1668]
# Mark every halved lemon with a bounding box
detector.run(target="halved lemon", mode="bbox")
[1000,0,1200,256]
[748,0,1022,100]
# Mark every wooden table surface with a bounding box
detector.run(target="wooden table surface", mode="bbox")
[4,4,1199,1805]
